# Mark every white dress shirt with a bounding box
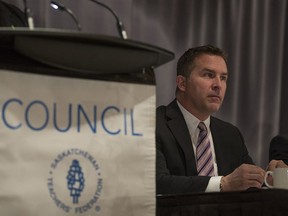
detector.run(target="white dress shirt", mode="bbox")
[177,101,222,192]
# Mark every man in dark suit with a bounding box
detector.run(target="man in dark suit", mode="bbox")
[269,134,288,164]
[156,45,266,194]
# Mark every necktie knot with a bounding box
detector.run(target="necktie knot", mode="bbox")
[198,122,207,132]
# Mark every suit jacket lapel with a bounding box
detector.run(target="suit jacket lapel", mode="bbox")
[210,117,231,175]
[166,100,198,175]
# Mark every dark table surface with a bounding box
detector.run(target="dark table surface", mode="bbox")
[157,188,288,216]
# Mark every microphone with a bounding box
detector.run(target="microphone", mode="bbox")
[87,0,128,39]
[269,134,288,165]
[50,1,82,31]
[22,0,34,29]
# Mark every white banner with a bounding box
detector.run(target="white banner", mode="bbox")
[0,70,156,216]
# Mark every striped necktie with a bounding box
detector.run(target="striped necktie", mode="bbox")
[196,122,215,176]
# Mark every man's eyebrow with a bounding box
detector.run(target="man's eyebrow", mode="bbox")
[203,68,228,75]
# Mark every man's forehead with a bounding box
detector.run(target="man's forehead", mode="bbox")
[194,55,228,71]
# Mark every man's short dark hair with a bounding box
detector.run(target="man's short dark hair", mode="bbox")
[177,44,228,78]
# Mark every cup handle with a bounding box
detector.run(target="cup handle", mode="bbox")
[264,171,273,188]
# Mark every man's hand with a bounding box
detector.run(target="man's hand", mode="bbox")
[266,159,288,171]
[221,164,265,191]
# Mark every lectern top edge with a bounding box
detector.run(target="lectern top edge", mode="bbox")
[0,28,175,84]
[0,28,174,71]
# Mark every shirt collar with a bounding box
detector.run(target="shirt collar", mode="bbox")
[177,100,210,136]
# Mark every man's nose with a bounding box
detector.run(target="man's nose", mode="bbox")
[212,77,222,90]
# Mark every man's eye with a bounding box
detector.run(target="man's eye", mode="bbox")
[204,73,214,78]
[221,76,228,81]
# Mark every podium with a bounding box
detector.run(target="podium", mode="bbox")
[0,29,174,216]
[0,28,174,83]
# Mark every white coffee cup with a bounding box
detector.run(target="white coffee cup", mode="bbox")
[264,168,288,189]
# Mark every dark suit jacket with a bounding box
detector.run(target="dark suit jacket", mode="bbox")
[269,134,288,165]
[156,99,253,195]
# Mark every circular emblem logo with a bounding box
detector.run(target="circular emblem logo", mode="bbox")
[47,148,102,214]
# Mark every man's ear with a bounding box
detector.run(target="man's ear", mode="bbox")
[176,75,186,92]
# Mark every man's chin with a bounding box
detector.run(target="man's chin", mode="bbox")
[208,104,221,113]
